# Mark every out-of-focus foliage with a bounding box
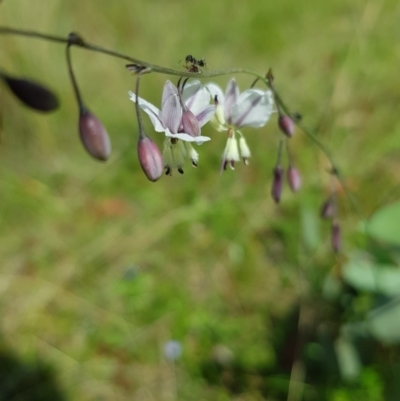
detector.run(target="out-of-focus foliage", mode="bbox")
[1,0,400,400]
[367,201,400,246]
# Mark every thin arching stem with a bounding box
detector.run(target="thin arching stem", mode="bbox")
[65,43,84,109]
[177,77,190,110]
[0,26,263,80]
[285,139,294,167]
[276,139,284,167]
[249,77,260,88]
[135,68,152,139]
[0,27,69,44]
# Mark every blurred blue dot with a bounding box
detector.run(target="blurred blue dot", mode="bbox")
[122,266,139,281]
[163,340,182,361]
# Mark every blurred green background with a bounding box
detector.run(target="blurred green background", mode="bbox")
[1,0,400,400]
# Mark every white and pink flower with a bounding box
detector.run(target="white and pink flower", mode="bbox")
[206,78,274,170]
[130,80,215,175]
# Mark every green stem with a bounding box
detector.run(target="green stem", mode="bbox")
[65,43,84,109]
[276,139,284,167]
[0,27,68,44]
[135,68,151,139]
[0,26,264,80]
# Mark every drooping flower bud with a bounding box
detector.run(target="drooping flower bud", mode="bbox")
[320,197,335,219]
[331,221,341,253]
[183,142,199,167]
[79,108,111,161]
[2,74,59,112]
[181,110,200,137]
[238,137,251,165]
[138,135,163,182]
[278,115,295,138]
[222,136,240,170]
[287,166,302,192]
[271,166,284,203]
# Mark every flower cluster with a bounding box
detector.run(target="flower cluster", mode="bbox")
[130,78,276,178]
[130,80,215,175]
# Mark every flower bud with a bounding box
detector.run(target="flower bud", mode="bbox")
[2,75,59,112]
[79,108,111,161]
[287,166,302,192]
[271,166,284,204]
[278,115,295,138]
[138,135,163,182]
[331,221,341,253]
[320,197,335,219]
[222,137,240,171]
[239,137,251,165]
[183,142,199,167]
[181,110,200,137]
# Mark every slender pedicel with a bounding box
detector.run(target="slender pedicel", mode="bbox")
[135,68,163,182]
[67,41,111,161]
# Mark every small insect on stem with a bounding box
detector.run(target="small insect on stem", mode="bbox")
[183,55,196,66]
[196,58,206,68]
[178,54,207,73]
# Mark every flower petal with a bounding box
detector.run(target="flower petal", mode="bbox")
[182,81,211,116]
[129,91,164,132]
[183,142,199,165]
[161,92,182,134]
[224,78,240,124]
[196,105,216,128]
[223,136,240,162]
[165,130,211,144]
[162,81,179,108]
[230,89,274,128]
[206,83,225,106]
[181,80,201,102]
[182,110,200,137]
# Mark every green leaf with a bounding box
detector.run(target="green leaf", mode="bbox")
[301,206,320,251]
[367,202,400,245]
[342,256,400,296]
[367,298,400,343]
[335,335,361,381]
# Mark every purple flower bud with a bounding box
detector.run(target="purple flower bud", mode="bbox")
[137,135,163,182]
[2,75,59,112]
[320,197,335,219]
[287,167,302,192]
[79,108,111,161]
[278,115,295,138]
[271,166,284,204]
[181,110,200,137]
[331,221,341,253]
